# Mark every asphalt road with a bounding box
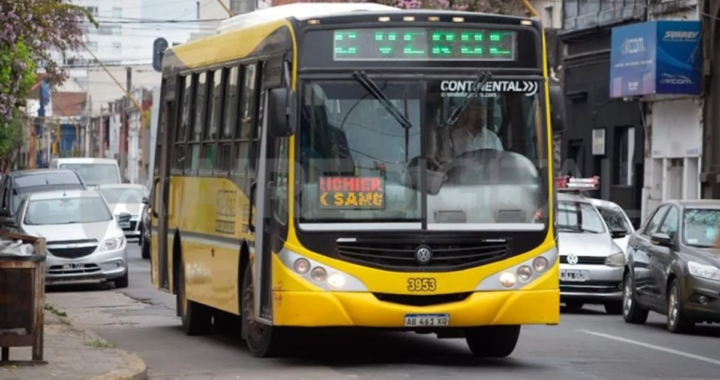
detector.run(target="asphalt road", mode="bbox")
[46,244,720,380]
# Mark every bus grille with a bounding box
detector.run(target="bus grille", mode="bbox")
[374,292,472,306]
[336,239,509,271]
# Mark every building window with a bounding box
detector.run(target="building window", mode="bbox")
[543,5,554,28]
[615,127,635,186]
[230,0,250,14]
[98,25,113,35]
[112,42,121,55]
[112,7,122,18]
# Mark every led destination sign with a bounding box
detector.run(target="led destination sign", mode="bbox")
[318,176,385,209]
[333,28,517,61]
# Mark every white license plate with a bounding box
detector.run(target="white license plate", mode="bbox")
[560,270,590,282]
[62,263,84,270]
[404,314,450,327]
[119,222,131,228]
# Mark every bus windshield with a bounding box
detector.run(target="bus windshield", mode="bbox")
[298,77,547,229]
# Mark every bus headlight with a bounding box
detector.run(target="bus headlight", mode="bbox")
[499,272,517,288]
[517,265,533,282]
[293,258,311,274]
[327,273,346,289]
[310,267,327,283]
[533,257,549,273]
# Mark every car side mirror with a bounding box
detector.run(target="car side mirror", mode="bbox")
[651,232,672,247]
[549,83,567,133]
[142,197,149,205]
[0,216,16,228]
[611,228,627,239]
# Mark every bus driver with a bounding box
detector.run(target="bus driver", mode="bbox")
[450,99,503,155]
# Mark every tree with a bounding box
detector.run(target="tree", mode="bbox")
[0,0,94,127]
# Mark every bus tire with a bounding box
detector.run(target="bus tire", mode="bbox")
[177,255,212,336]
[241,264,284,357]
[465,325,520,358]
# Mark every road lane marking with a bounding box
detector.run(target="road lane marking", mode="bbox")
[579,330,720,366]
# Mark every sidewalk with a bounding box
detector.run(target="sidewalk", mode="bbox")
[0,304,147,380]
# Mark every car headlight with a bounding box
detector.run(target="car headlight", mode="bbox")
[100,236,125,252]
[688,261,720,281]
[604,252,626,267]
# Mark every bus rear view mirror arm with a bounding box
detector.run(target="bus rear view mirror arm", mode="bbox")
[268,88,296,137]
[549,83,567,133]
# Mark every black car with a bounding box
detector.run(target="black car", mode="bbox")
[0,169,87,225]
[623,200,720,333]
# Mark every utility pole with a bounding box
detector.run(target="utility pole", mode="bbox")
[217,0,233,16]
[122,67,132,182]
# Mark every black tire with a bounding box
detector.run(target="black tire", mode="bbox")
[177,256,212,336]
[214,310,242,336]
[667,279,694,334]
[113,270,129,289]
[604,302,623,315]
[564,301,584,309]
[622,271,649,324]
[241,264,285,357]
[465,325,521,358]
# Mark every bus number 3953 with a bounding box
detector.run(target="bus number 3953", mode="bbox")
[407,278,437,292]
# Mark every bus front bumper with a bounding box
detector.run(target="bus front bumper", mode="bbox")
[271,288,559,327]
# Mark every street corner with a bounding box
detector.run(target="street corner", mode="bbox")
[0,303,148,380]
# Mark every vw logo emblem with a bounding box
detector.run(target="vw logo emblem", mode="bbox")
[415,245,433,265]
[567,254,579,265]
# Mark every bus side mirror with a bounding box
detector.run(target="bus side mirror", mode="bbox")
[268,88,295,137]
[549,84,567,133]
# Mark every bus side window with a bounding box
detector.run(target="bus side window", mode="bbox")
[274,137,289,224]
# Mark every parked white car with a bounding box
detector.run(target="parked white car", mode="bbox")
[96,183,148,241]
[10,190,129,288]
[50,157,122,188]
[589,198,635,255]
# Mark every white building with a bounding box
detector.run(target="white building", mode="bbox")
[640,0,701,222]
[190,0,267,40]
[529,0,562,29]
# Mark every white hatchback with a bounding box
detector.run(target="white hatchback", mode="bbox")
[589,198,635,255]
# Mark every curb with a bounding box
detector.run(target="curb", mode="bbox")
[60,318,149,380]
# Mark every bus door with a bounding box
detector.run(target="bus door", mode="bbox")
[152,76,178,291]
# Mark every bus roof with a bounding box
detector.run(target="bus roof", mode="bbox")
[217,3,399,35]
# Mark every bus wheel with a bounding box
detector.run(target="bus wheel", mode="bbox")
[177,257,212,336]
[241,264,284,357]
[465,325,520,358]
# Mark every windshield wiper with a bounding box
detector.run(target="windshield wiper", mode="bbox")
[352,70,412,130]
[444,70,492,126]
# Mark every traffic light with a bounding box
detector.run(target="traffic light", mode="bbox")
[152,38,169,72]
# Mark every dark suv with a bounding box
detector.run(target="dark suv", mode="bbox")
[0,169,87,225]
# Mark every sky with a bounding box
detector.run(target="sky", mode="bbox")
[141,0,201,21]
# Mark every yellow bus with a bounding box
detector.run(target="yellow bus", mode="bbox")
[148,2,567,358]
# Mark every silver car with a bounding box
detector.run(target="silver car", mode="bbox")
[12,190,129,288]
[558,193,627,314]
[590,198,635,255]
[96,183,148,241]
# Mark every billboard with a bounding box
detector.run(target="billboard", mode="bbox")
[610,20,701,98]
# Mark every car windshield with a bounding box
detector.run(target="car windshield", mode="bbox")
[682,208,720,247]
[60,163,119,186]
[99,188,146,204]
[596,205,633,234]
[557,201,606,234]
[298,78,547,229]
[24,197,112,225]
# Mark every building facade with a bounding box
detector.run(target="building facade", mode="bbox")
[560,0,647,227]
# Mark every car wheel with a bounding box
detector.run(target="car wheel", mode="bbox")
[465,325,521,358]
[667,279,694,334]
[622,271,649,324]
[114,270,129,289]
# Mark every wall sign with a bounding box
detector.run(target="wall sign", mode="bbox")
[592,128,605,156]
[609,20,701,98]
